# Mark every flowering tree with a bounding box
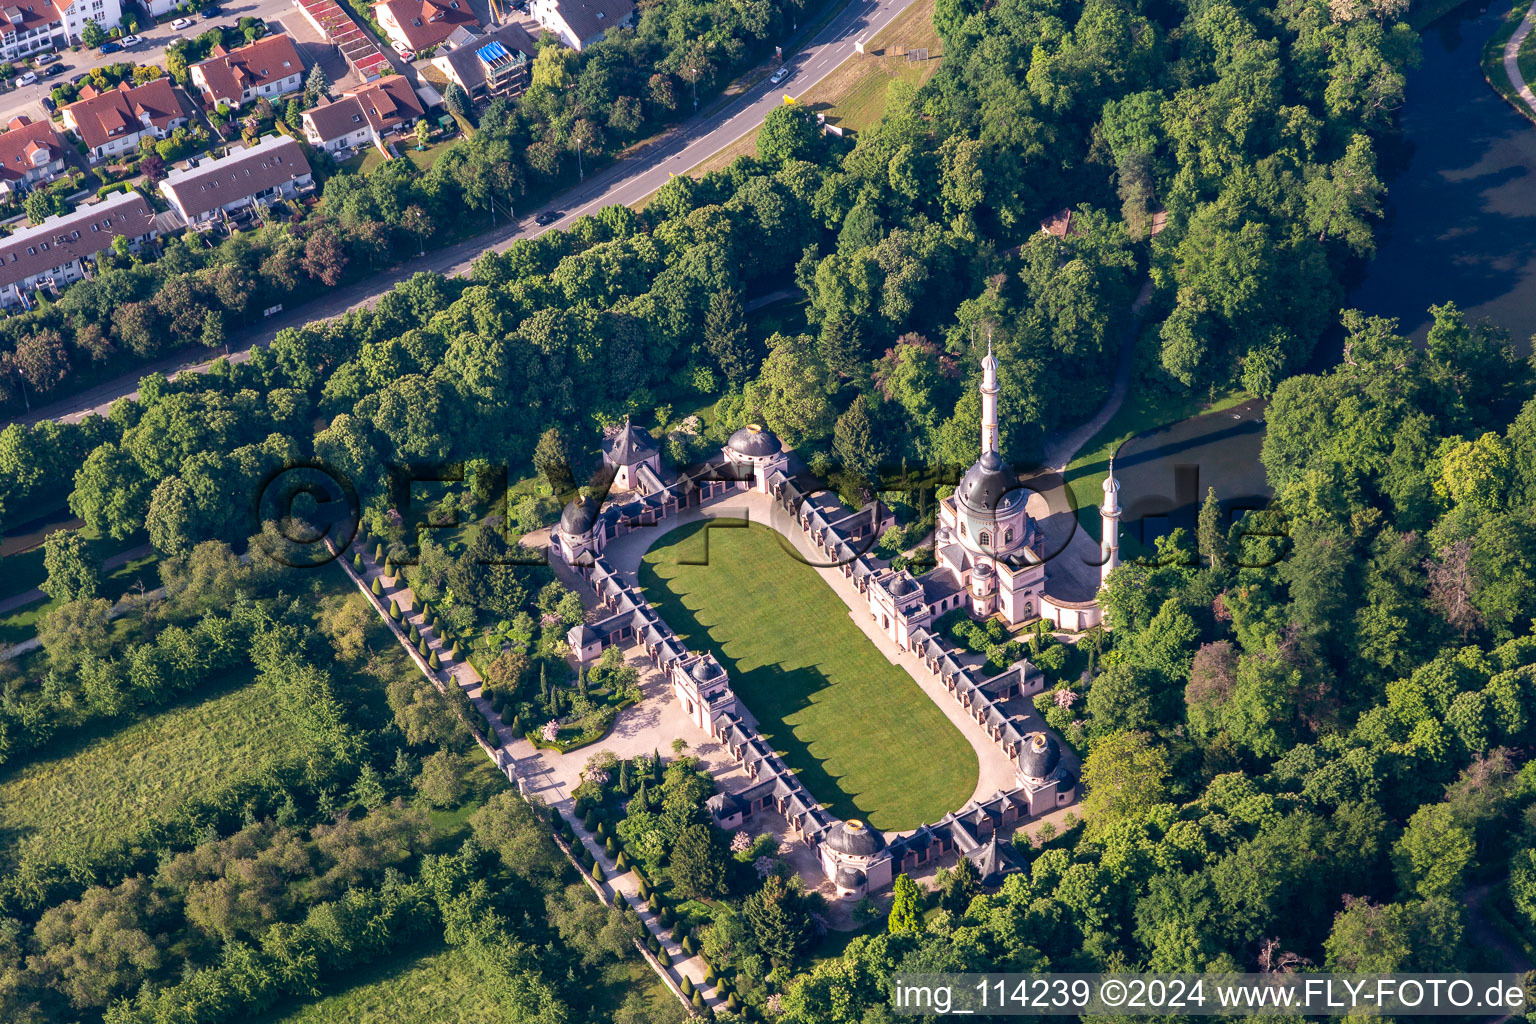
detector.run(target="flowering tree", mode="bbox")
[1054,688,1078,708]
[542,719,560,742]
[730,831,751,854]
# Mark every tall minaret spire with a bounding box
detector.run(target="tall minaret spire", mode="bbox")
[979,334,999,456]
[1100,455,1121,589]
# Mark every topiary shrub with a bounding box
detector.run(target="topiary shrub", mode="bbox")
[388,598,400,619]
[725,993,740,1012]
[656,947,670,966]
[647,892,661,914]
[591,863,604,882]
[373,542,384,561]
[371,577,383,596]
[681,934,696,955]
[352,552,363,571]
[703,965,717,985]
[615,851,629,871]
[658,905,673,926]
[432,614,442,631]
[583,809,598,832]
[418,638,430,658]
[429,650,441,670]
[408,623,421,643]
[691,990,705,1011]
[605,837,618,857]
[595,820,608,840]
[383,558,394,578]
[501,706,513,724]
[670,922,682,943]
[418,599,429,619]
[647,935,660,954]
[680,975,695,997]
[449,643,459,661]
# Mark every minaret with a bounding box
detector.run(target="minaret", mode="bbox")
[1100,457,1120,589]
[980,337,999,456]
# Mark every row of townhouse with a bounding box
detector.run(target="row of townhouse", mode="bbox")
[0,133,316,307]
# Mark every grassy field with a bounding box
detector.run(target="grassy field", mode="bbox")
[251,942,507,1024]
[684,0,942,178]
[639,520,975,830]
[0,667,301,862]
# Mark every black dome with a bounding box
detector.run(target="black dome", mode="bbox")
[824,819,884,857]
[728,423,782,458]
[692,659,720,682]
[890,576,917,597]
[834,865,866,889]
[560,496,598,535]
[606,420,657,466]
[1018,731,1060,779]
[957,451,1024,516]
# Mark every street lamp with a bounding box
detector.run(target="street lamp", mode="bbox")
[14,366,28,412]
[687,67,697,110]
[575,135,583,181]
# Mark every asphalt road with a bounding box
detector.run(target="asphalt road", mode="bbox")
[11,0,918,427]
[0,0,332,125]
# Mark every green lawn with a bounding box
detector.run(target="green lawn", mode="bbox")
[0,667,303,863]
[249,941,507,1024]
[639,520,975,831]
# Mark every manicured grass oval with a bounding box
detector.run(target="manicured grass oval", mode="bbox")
[640,519,976,831]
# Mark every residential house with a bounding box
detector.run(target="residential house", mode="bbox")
[158,134,313,229]
[62,79,186,163]
[0,190,157,308]
[0,116,66,195]
[429,23,534,100]
[189,33,306,110]
[529,0,632,51]
[301,74,424,154]
[53,0,119,47]
[0,0,120,62]
[374,0,477,55]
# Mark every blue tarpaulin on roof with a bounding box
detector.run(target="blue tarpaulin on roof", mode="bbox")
[477,40,511,64]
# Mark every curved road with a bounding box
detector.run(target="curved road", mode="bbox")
[15,0,917,427]
[1504,0,1536,119]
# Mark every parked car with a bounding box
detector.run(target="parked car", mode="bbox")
[14,71,36,87]
[391,40,414,59]
[43,63,66,76]
[121,34,141,46]
[535,210,561,225]
[99,40,122,53]
[41,96,55,111]
[34,52,59,65]
[200,4,222,15]
[171,17,193,29]
[770,66,789,85]
[70,71,90,84]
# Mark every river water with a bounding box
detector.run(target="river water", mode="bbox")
[1348,0,1536,342]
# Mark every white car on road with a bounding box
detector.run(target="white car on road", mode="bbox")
[770,66,789,85]
[171,17,193,29]
[14,72,36,87]
[121,34,141,46]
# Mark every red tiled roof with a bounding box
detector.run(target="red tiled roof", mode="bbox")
[304,74,422,144]
[0,1,60,37]
[376,0,477,51]
[64,79,182,151]
[191,33,305,105]
[0,115,62,183]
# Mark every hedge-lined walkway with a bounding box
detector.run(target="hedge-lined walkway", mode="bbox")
[342,538,729,1017]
